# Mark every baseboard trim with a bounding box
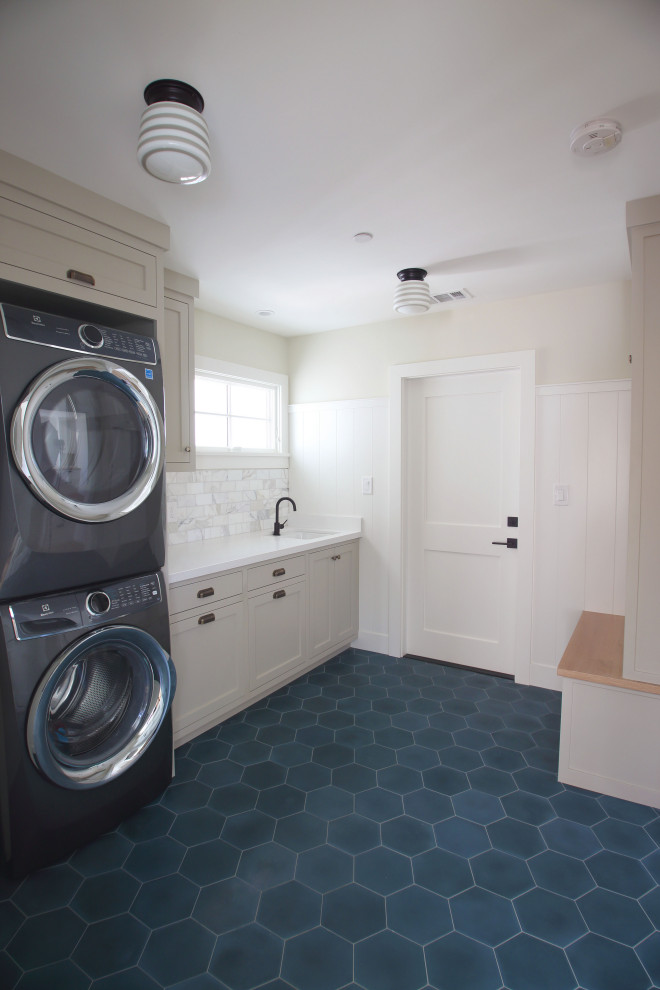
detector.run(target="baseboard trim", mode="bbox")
[353,631,389,653]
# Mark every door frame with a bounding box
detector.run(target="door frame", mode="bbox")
[388,350,536,684]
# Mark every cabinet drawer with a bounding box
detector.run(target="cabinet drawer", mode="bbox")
[247,554,305,593]
[0,198,158,308]
[169,569,243,614]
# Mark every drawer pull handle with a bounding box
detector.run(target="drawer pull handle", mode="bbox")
[198,613,216,625]
[273,589,286,599]
[273,568,286,577]
[66,268,96,287]
[332,554,341,561]
[197,587,215,598]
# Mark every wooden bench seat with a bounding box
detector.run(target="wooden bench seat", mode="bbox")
[558,610,660,696]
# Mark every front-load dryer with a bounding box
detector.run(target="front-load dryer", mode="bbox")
[0,570,176,878]
[0,301,167,601]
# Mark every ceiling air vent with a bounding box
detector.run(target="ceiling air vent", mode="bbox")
[433,289,473,304]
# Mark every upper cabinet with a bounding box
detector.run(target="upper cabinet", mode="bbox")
[162,269,198,469]
[0,150,169,318]
[0,150,201,474]
[623,194,660,686]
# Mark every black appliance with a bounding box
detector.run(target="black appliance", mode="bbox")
[0,300,166,602]
[0,571,175,878]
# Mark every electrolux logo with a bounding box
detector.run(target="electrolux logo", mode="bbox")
[32,315,44,325]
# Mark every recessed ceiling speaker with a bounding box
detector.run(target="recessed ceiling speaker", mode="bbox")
[138,79,211,184]
[393,268,433,315]
[570,118,622,157]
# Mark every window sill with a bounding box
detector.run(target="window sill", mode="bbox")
[196,452,290,470]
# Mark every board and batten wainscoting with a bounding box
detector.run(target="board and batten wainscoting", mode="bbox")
[291,381,630,687]
[289,398,389,655]
[532,380,630,689]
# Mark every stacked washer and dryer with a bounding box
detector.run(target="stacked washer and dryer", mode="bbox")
[0,296,176,877]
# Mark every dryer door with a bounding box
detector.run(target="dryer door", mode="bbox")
[27,625,176,789]
[11,357,164,522]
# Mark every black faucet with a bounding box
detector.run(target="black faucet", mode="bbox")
[273,496,296,535]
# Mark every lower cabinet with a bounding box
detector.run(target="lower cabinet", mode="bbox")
[248,578,307,690]
[171,600,247,743]
[308,544,359,657]
[169,540,359,745]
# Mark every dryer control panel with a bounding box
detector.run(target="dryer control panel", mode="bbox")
[0,302,157,365]
[9,573,162,641]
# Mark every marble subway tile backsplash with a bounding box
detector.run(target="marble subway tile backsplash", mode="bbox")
[166,468,289,544]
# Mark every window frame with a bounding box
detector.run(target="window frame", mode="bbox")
[194,356,289,469]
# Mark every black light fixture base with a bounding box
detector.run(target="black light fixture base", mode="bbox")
[397,268,428,282]
[143,79,204,113]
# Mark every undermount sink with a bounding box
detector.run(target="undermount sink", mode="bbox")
[288,530,337,540]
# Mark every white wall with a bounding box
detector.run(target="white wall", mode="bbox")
[287,279,632,682]
[532,381,630,687]
[290,381,631,686]
[165,309,291,543]
[289,399,389,654]
[288,281,630,402]
[195,308,288,374]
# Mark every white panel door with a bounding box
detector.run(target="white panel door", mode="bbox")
[406,370,521,674]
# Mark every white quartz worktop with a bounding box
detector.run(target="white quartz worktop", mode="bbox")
[167,517,362,586]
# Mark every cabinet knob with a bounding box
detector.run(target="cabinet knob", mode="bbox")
[197,587,215,598]
[273,589,286,599]
[332,554,341,561]
[185,446,191,452]
[198,612,216,625]
[273,568,286,577]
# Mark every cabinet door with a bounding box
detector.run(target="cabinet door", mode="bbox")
[249,580,306,690]
[308,542,359,659]
[171,601,246,742]
[308,551,333,657]
[162,293,195,467]
[0,198,158,308]
[331,543,359,644]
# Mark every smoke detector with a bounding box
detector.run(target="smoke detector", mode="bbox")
[570,119,622,157]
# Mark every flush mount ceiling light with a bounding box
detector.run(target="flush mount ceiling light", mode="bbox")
[393,268,433,315]
[570,118,622,157]
[138,79,211,184]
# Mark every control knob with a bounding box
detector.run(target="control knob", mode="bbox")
[85,591,111,616]
[78,323,104,349]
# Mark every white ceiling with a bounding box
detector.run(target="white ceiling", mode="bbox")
[2,0,660,336]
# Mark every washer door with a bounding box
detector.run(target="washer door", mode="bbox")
[27,625,176,789]
[11,357,164,522]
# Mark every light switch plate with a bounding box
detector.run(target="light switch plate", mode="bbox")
[553,484,569,506]
[362,476,373,495]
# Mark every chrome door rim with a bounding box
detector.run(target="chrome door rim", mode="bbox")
[26,624,176,789]
[11,357,164,522]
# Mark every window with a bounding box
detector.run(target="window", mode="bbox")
[194,358,288,458]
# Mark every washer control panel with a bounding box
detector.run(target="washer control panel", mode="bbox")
[9,573,162,641]
[0,302,157,365]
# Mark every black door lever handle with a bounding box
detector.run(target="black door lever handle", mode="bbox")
[492,538,518,548]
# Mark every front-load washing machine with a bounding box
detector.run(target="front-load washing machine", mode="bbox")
[0,300,167,602]
[0,570,176,877]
